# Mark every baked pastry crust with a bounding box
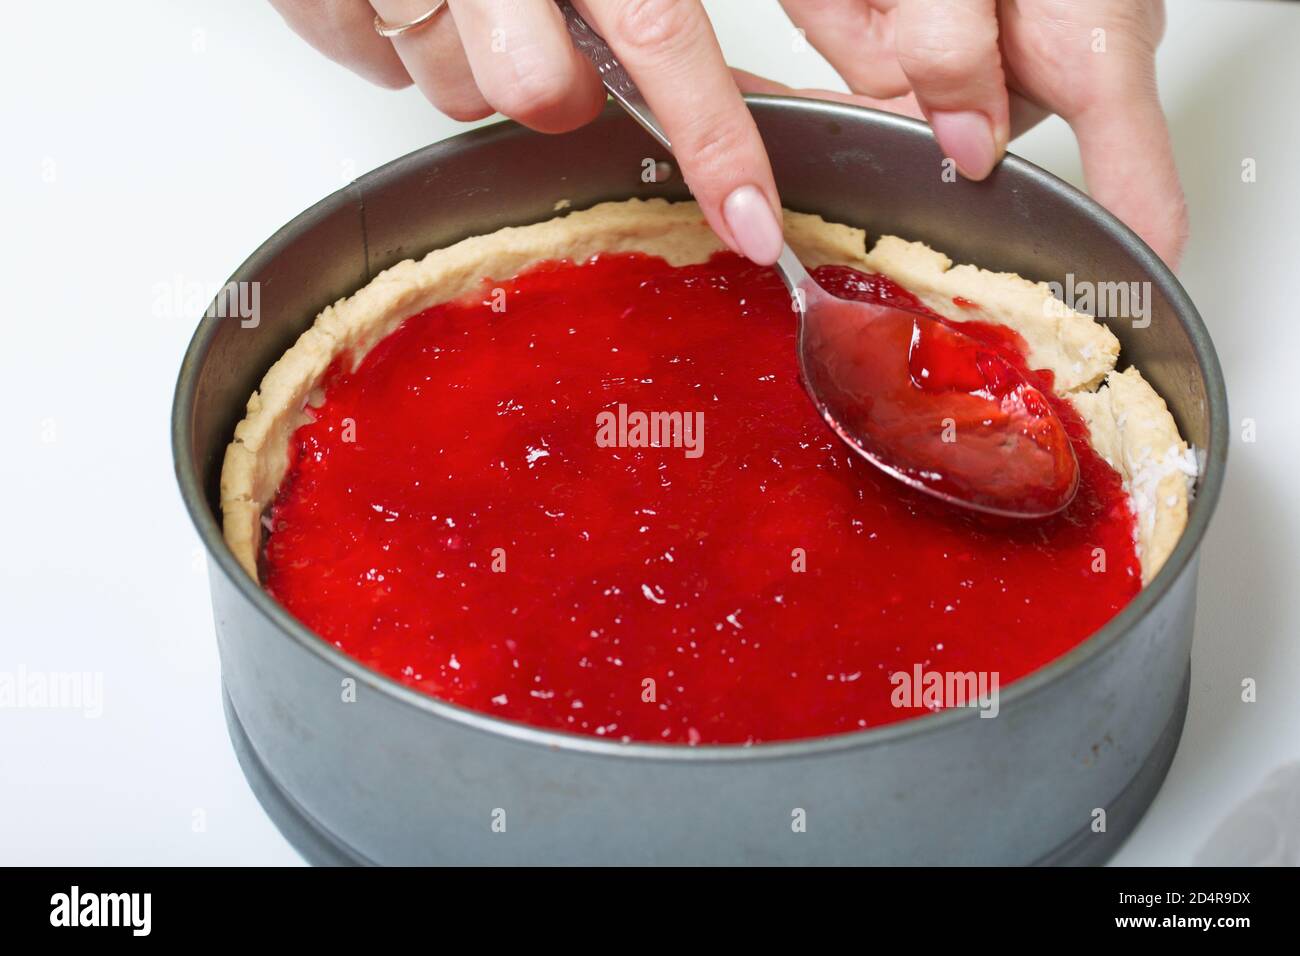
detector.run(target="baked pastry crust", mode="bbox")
[221,198,1192,585]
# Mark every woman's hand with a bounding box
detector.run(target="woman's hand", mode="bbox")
[749,0,1188,267]
[269,0,786,265]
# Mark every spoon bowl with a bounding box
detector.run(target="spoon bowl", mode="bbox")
[778,247,1080,518]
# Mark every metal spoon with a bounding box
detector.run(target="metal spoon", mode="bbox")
[558,2,1079,518]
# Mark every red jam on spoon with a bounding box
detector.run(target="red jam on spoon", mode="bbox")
[799,266,1079,518]
[263,252,1140,745]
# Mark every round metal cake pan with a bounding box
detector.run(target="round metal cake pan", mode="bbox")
[173,98,1227,865]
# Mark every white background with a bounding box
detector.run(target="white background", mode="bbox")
[0,0,1295,866]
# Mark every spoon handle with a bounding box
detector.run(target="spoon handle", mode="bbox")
[774,243,819,303]
[556,1,672,152]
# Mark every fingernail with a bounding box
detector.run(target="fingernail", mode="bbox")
[930,110,998,180]
[723,185,784,266]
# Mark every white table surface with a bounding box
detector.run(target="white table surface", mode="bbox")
[1,0,1296,866]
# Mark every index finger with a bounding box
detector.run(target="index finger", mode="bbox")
[575,0,785,265]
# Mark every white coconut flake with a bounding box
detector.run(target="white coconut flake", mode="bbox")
[1173,445,1200,477]
[1123,443,1200,541]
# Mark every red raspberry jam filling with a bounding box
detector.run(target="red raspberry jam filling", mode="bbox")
[263,252,1139,744]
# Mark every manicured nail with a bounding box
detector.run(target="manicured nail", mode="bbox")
[723,185,784,266]
[930,110,998,180]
